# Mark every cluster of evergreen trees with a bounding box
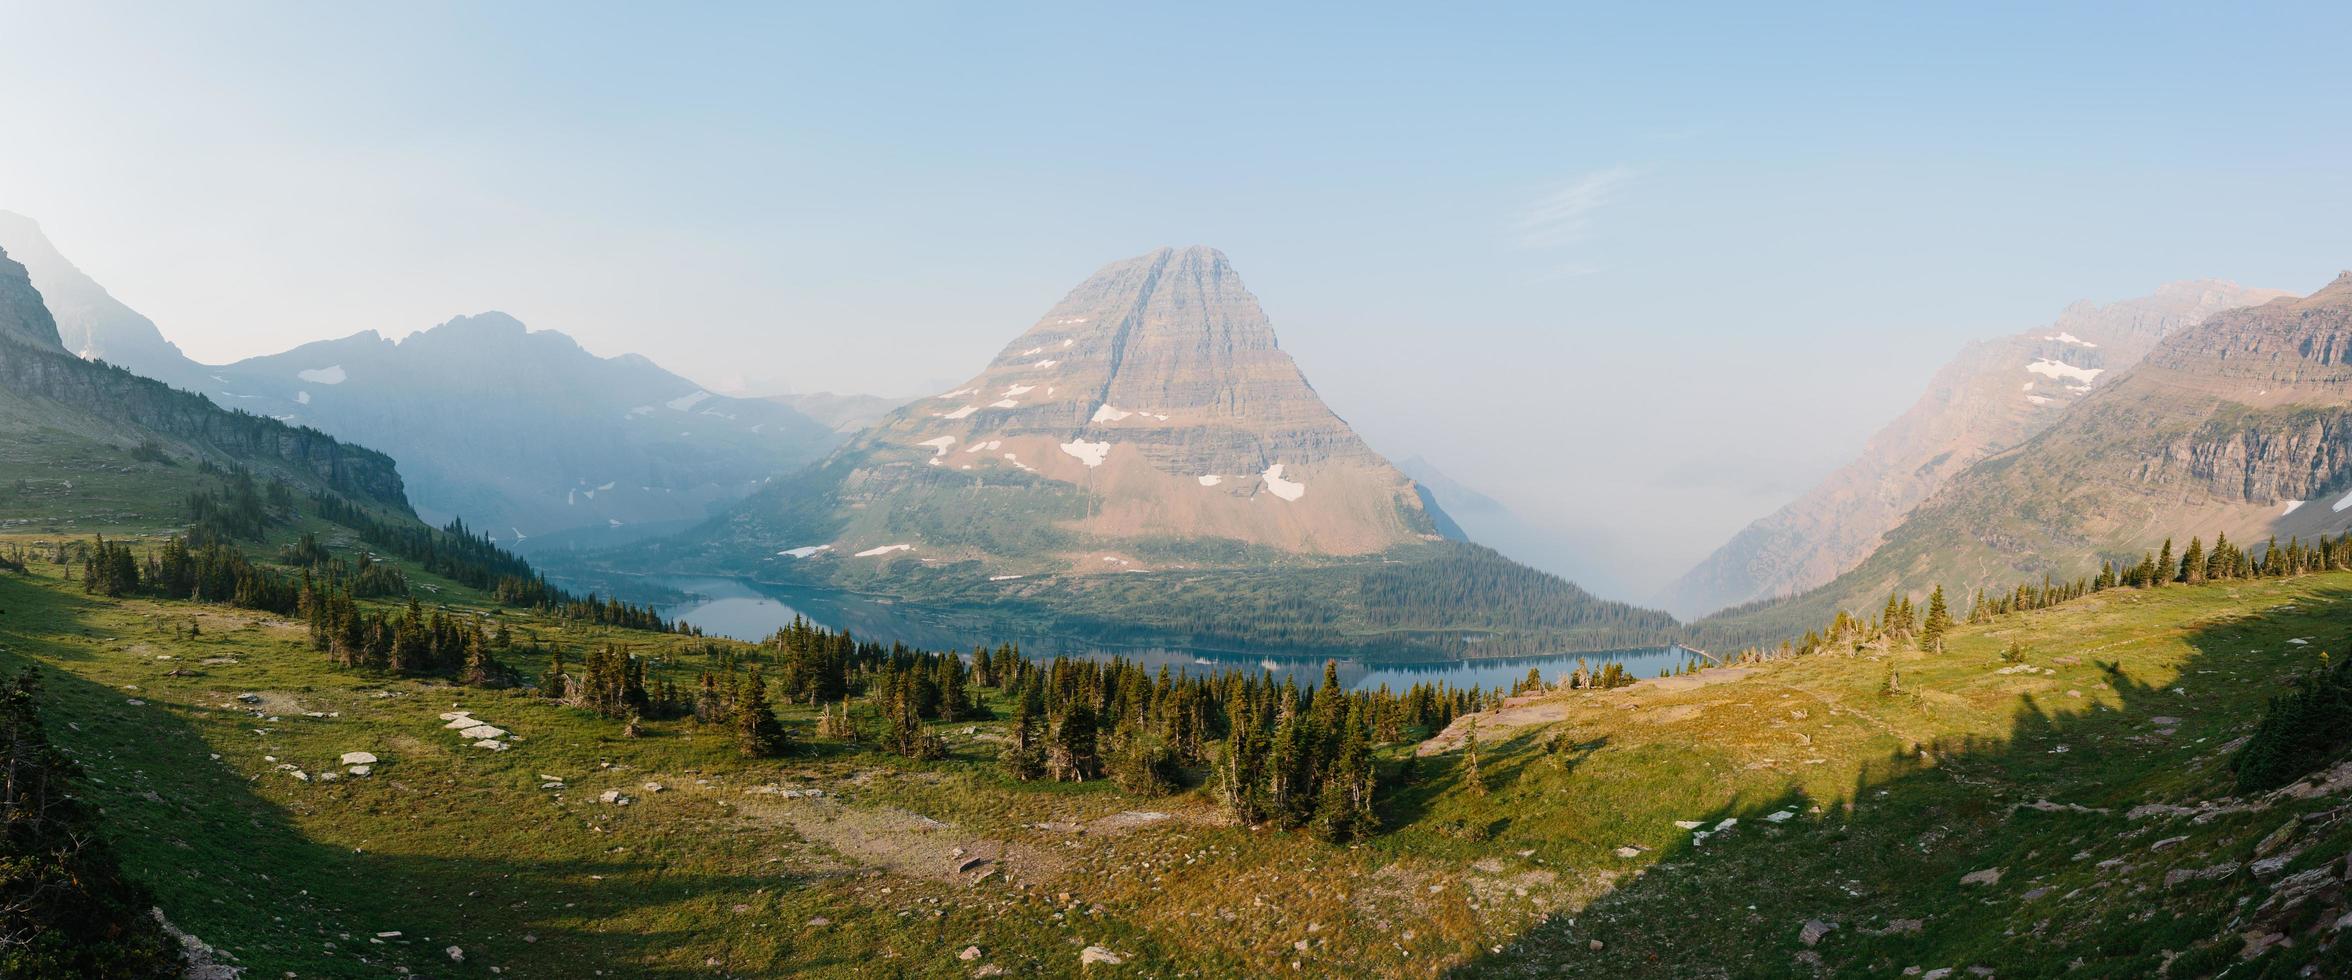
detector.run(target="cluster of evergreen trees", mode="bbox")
[302,592,517,685]
[184,465,295,540]
[81,533,300,614]
[310,495,672,631]
[1218,662,1380,841]
[1735,530,2352,667]
[534,614,1503,835]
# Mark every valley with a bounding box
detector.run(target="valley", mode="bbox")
[7,22,2352,971]
[8,515,2351,976]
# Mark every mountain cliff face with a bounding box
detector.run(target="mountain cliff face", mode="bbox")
[205,313,838,541]
[1662,280,2288,617]
[0,211,210,389]
[0,245,409,509]
[0,242,65,352]
[1699,272,2352,644]
[684,246,1451,570]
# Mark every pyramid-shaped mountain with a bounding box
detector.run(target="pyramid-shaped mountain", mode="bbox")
[831,244,1442,558]
[645,247,1672,657]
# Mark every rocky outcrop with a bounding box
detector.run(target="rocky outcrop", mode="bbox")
[1664,279,2289,618]
[0,246,64,351]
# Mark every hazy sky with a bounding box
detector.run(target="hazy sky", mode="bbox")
[4,2,2349,599]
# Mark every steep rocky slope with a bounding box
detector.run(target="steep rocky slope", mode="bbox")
[1664,281,2288,618]
[0,245,409,512]
[1701,272,2352,644]
[0,210,211,389]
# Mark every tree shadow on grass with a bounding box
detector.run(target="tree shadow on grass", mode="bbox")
[0,574,930,978]
[1437,583,2352,978]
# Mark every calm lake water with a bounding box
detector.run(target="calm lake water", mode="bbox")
[624,575,1697,694]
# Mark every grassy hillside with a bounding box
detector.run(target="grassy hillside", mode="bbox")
[10,506,2352,975]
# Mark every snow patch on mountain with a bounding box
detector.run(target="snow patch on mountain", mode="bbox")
[2025,358,2103,384]
[297,365,346,384]
[854,544,913,557]
[1060,441,1111,468]
[1262,464,1306,501]
[665,390,712,412]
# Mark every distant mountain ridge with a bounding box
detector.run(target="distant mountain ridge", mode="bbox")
[0,212,837,543]
[0,244,409,511]
[1662,279,2289,618]
[1699,271,2352,645]
[204,312,837,540]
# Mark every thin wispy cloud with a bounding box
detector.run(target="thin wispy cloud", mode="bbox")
[1515,166,1636,249]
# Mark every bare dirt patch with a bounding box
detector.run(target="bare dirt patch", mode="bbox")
[733,795,1070,884]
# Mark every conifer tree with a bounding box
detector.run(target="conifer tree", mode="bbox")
[1919,584,1953,653]
[1046,703,1101,781]
[539,650,568,700]
[733,670,790,757]
[1001,682,1046,781]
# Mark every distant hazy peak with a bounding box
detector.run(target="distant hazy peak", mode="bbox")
[0,209,204,384]
[1660,277,2288,618]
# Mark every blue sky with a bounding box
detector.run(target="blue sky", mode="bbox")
[3,2,2348,597]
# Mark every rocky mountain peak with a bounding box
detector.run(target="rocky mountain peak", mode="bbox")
[0,210,198,382]
[802,246,1442,563]
[2296,270,2352,306]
